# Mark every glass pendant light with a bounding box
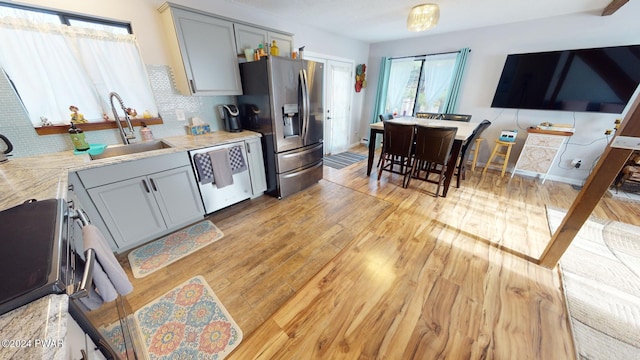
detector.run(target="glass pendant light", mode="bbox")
[407,4,440,32]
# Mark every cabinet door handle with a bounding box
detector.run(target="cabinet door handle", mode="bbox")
[189,79,196,93]
[150,178,158,192]
[245,142,250,153]
[142,179,150,193]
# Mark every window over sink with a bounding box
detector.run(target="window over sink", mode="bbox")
[0,2,159,131]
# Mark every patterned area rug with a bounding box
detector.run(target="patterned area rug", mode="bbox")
[128,220,224,278]
[323,151,367,169]
[134,276,242,359]
[546,208,640,359]
[100,320,128,359]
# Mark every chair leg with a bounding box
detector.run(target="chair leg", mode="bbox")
[404,158,416,188]
[501,144,513,177]
[377,154,386,180]
[377,140,384,167]
[471,138,483,171]
[483,142,500,175]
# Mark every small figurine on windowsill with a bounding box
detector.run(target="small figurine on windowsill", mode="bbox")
[69,105,87,124]
[102,113,110,122]
[40,116,52,126]
[125,108,137,118]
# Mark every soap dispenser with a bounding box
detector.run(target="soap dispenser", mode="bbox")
[140,122,154,141]
[68,123,89,151]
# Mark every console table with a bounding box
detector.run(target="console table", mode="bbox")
[512,128,573,183]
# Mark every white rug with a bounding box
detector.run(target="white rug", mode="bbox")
[546,208,640,360]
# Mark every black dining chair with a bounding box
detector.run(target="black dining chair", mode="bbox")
[415,112,442,119]
[377,113,395,167]
[378,122,415,188]
[408,126,457,197]
[379,113,394,122]
[441,113,472,122]
[454,119,491,188]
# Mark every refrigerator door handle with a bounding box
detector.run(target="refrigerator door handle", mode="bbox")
[300,69,310,144]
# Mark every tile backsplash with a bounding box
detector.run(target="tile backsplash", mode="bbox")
[0,65,234,158]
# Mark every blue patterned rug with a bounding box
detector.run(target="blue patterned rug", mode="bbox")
[134,276,242,359]
[128,221,223,278]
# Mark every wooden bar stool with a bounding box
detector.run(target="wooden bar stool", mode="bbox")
[482,140,515,177]
[470,137,484,171]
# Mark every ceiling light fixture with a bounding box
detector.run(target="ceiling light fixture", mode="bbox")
[407,3,440,32]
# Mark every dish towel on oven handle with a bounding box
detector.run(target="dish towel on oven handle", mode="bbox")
[80,224,133,310]
[209,148,234,188]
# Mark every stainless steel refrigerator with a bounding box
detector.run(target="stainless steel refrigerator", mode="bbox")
[238,56,324,198]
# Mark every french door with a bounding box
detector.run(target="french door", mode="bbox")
[306,55,353,155]
[326,60,353,154]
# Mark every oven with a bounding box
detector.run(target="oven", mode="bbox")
[0,197,139,359]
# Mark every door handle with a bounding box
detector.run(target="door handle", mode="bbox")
[142,179,150,193]
[149,178,158,192]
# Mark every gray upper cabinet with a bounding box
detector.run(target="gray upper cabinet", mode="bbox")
[268,32,294,59]
[234,23,294,59]
[159,4,242,95]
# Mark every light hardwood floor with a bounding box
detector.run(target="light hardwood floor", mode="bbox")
[108,145,640,359]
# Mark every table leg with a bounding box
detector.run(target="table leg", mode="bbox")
[443,140,462,197]
[367,128,381,176]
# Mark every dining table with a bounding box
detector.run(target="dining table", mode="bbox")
[367,117,480,197]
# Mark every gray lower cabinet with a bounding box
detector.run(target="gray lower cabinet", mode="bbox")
[245,137,267,197]
[87,166,204,250]
[159,3,242,95]
[77,152,204,252]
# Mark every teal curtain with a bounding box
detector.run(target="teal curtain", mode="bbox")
[371,57,391,123]
[442,48,471,114]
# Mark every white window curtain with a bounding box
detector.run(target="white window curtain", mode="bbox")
[0,15,157,126]
[373,48,470,120]
[417,53,457,113]
[385,58,418,116]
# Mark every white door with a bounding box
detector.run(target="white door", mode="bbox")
[306,55,354,155]
[326,60,353,154]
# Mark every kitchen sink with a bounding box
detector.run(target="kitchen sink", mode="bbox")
[90,140,173,160]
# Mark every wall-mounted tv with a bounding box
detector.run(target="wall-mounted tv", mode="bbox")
[490,45,640,114]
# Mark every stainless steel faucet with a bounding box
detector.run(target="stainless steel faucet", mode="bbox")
[109,92,136,144]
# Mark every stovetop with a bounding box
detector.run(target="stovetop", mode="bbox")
[0,199,68,315]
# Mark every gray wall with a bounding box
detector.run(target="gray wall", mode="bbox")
[362,4,640,185]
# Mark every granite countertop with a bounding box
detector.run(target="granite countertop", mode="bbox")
[0,131,261,358]
[0,131,261,212]
[0,295,68,360]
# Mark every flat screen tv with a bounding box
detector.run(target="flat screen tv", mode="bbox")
[490,45,640,114]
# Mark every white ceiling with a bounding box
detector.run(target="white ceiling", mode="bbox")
[227,0,617,43]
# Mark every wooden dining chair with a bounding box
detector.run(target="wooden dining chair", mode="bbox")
[377,113,395,167]
[377,122,415,188]
[408,126,457,197]
[454,119,491,187]
[441,113,472,122]
[415,112,442,119]
[379,113,394,122]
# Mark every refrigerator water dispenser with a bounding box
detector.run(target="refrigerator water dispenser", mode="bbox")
[282,104,299,137]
